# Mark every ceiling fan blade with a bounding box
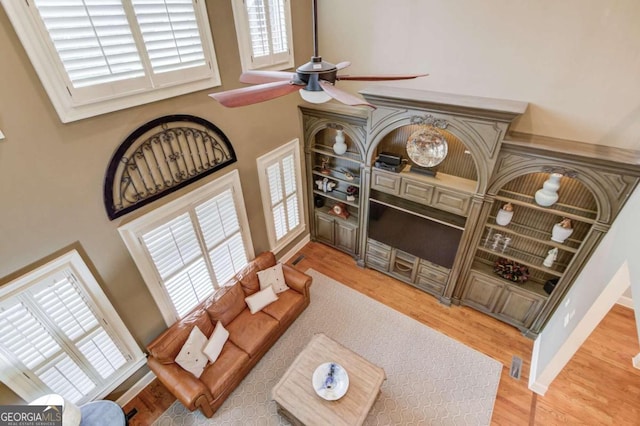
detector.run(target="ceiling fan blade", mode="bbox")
[239,70,297,84]
[209,81,301,108]
[335,61,351,71]
[336,73,429,81]
[319,80,375,109]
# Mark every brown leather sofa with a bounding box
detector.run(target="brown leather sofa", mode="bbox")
[146,252,312,418]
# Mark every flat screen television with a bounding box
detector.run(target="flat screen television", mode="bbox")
[368,200,463,269]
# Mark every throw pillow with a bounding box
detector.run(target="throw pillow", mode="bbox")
[245,285,278,314]
[174,326,208,378]
[203,321,229,364]
[257,263,289,294]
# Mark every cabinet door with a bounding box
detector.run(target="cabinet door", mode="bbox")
[400,177,434,205]
[431,187,471,216]
[314,212,335,245]
[493,286,546,328]
[462,272,504,313]
[335,220,358,254]
[371,169,401,195]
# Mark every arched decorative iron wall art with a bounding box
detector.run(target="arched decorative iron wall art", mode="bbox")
[104,115,237,220]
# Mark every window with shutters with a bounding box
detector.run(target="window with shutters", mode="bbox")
[231,0,294,71]
[0,250,145,405]
[256,139,305,252]
[2,0,220,123]
[119,169,255,325]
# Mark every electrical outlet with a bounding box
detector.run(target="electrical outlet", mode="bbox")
[0,130,5,140]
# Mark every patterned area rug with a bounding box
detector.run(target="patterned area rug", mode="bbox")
[153,269,502,425]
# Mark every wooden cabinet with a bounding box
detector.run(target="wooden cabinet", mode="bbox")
[371,168,474,217]
[302,89,640,339]
[494,285,546,329]
[365,239,450,298]
[301,105,368,259]
[462,268,545,330]
[314,210,359,256]
[462,270,505,313]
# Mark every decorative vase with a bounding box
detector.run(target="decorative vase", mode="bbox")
[495,203,514,226]
[551,218,573,243]
[543,247,558,267]
[535,173,563,207]
[332,130,347,155]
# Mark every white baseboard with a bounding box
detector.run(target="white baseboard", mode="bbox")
[116,370,156,407]
[633,353,640,370]
[617,295,634,309]
[277,233,310,263]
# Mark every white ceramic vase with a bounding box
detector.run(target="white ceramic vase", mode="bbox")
[535,173,562,207]
[551,223,573,243]
[332,130,347,155]
[495,208,514,226]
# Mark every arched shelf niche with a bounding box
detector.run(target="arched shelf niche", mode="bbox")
[371,123,479,187]
[364,112,504,195]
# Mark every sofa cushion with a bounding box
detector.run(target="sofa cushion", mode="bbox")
[236,252,277,296]
[199,342,250,399]
[203,321,229,364]
[206,283,246,327]
[226,309,279,357]
[174,326,208,378]
[261,289,305,325]
[258,263,289,294]
[147,308,214,364]
[245,286,278,314]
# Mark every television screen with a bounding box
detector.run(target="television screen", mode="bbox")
[368,200,463,269]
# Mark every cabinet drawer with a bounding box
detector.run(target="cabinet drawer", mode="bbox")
[417,264,449,285]
[367,239,392,260]
[366,254,390,272]
[371,169,401,195]
[389,249,418,282]
[414,275,446,296]
[431,187,471,216]
[400,178,433,205]
[419,259,450,275]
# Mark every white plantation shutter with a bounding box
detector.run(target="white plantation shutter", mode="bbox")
[232,0,293,71]
[120,170,254,324]
[0,253,144,405]
[131,0,207,74]
[3,0,220,121]
[141,213,214,317]
[257,139,304,251]
[195,190,249,285]
[32,0,145,88]
[265,153,300,240]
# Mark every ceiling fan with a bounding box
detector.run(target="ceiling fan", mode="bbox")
[209,0,427,109]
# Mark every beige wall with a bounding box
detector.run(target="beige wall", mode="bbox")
[0,0,312,403]
[318,0,640,149]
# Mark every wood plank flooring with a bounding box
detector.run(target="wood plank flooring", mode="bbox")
[123,242,640,425]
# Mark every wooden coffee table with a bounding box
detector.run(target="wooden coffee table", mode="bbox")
[272,333,386,426]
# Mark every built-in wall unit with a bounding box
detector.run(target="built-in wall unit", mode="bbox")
[300,87,640,338]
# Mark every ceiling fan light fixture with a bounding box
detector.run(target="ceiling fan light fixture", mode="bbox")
[299,88,332,104]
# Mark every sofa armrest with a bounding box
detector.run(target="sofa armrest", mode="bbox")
[282,264,312,298]
[147,356,212,411]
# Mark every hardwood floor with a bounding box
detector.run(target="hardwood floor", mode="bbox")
[123,242,640,425]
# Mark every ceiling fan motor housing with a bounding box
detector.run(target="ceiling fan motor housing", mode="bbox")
[297,56,338,90]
